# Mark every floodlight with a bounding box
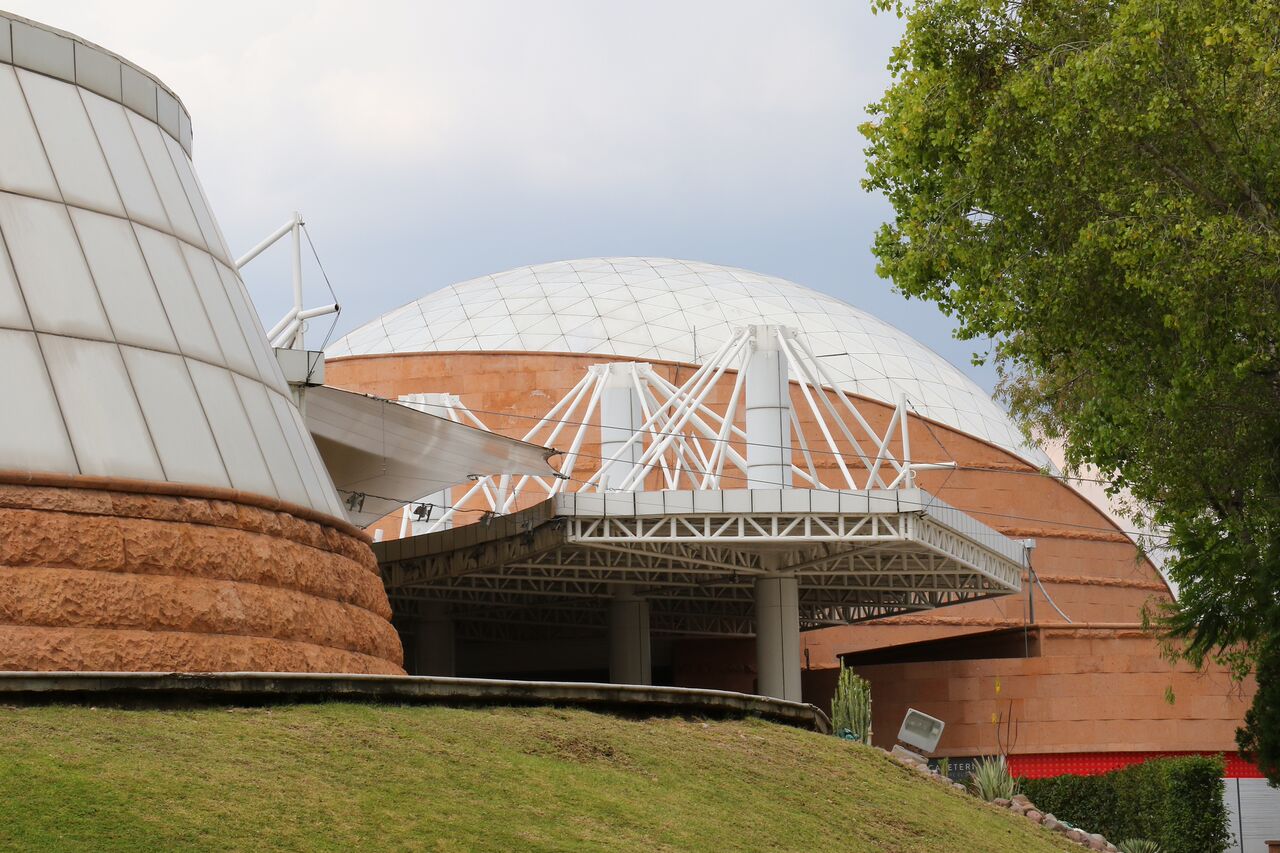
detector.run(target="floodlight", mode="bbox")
[897,708,945,753]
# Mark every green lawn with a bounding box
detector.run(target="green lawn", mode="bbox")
[0,703,1073,852]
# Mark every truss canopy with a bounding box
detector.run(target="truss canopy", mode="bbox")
[377,488,1025,639]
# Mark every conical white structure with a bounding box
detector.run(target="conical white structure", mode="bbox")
[0,12,344,519]
[0,13,402,676]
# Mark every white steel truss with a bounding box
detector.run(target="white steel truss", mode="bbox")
[401,324,958,533]
[376,488,1025,639]
[379,323,1024,640]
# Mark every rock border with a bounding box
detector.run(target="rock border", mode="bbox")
[883,747,1120,852]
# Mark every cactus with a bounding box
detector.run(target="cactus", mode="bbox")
[831,664,873,744]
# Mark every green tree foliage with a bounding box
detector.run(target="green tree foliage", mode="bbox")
[862,0,1280,781]
[1237,636,1280,781]
[1021,755,1229,853]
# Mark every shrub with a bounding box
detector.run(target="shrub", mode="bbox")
[831,664,872,744]
[1116,841,1162,853]
[1021,755,1229,853]
[968,755,1018,801]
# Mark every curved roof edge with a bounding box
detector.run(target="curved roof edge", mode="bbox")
[330,257,1053,470]
[0,9,194,154]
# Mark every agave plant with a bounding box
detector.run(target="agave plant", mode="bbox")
[967,755,1018,801]
[1116,841,1161,853]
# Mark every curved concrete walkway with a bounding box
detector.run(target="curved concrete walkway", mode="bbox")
[0,672,831,733]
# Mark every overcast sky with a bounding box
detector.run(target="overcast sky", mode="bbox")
[9,1,1001,392]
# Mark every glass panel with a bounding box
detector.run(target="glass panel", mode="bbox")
[69,207,177,352]
[232,373,309,507]
[132,223,223,364]
[40,333,163,480]
[214,260,287,393]
[0,66,58,199]
[0,224,32,329]
[80,91,169,231]
[17,69,124,217]
[0,329,76,473]
[185,359,278,498]
[188,165,234,263]
[164,134,229,265]
[266,389,331,511]
[179,242,256,378]
[126,110,205,249]
[0,192,111,339]
[120,346,230,488]
[284,401,346,518]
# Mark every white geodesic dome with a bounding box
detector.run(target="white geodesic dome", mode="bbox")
[330,257,1049,466]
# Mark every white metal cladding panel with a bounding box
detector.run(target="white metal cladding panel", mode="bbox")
[68,207,177,352]
[131,222,223,364]
[0,224,31,328]
[185,359,278,498]
[0,50,342,516]
[0,66,59,198]
[126,110,205,250]
[39,334,163,480]
[0,192,112,339]
[120,346,229,489]
[233,372,310,507]
[80,90,170,231]
[331,257,1051,468]
[18,69,124,216]
[0,329,77,472]
[181,241,257,378]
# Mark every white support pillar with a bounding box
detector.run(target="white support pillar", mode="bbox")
[746,325,801,701]
[608,585,652,685]
[754,566,801,702]
[413,603,455,677]
[745,325,792,489]
[598,363,645,492]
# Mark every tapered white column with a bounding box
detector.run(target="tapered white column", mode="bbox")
[746,326,801,701]
[754,566,801,701]
[745,325,792,489]
[413,602,456,677]
[608,585,652,685]
[598,363,645,491]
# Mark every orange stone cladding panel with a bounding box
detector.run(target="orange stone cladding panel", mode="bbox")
[844,629,1255,756]
[0,479,404,674]
[325,351,1248,752]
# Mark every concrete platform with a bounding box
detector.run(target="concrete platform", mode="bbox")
[0,672,831,733]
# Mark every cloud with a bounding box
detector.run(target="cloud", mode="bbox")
[3,2,1001,391]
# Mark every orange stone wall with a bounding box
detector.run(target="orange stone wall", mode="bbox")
[841,627,1254,756]
[0,473,403,674]
[325,350,1248,753]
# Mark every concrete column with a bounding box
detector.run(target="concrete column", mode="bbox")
[745,325,792,489]
[413,603,455,677]
[745,328,800,700]
[598,363,645,491]
[754,570,801,701]
[608,585,652,685]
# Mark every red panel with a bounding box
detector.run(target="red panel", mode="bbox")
[1008,751,1263,779]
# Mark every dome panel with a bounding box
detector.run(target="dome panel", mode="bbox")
[330,257,1050,466]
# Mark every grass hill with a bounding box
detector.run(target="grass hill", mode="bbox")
[0,702,1073,852]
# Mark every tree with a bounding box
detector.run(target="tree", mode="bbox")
[862,0,1280,782]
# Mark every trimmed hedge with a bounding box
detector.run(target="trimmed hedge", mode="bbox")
[1021,755,1230,853]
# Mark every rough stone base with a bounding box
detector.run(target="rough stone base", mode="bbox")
[0,476,403,674]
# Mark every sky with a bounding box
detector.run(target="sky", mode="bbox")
[8,1,1000,392]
